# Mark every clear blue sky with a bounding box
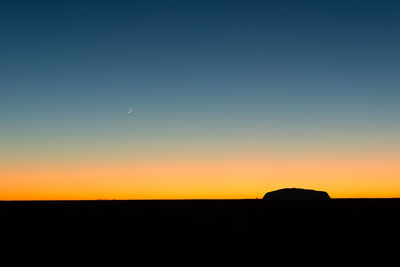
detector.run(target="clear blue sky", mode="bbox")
[2,0,400,154]
[1,1,400,199]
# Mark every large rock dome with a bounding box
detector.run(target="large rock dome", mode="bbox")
[263,188,330,200]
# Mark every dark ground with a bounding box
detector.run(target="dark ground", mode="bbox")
[1,199,399,260]
[2,199,399,237]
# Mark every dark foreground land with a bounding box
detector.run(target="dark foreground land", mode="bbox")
[2,199,400,240]
[2,199,400,261]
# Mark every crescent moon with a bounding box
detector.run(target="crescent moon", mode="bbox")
[127,108,134,114]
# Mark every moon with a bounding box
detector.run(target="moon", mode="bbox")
[126,108,134,114]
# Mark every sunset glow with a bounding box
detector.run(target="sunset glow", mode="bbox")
[2,153,400,200]
[1,0,400,200]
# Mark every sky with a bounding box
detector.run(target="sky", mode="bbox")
[1,0,400,199]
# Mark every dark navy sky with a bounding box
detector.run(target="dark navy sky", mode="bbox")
[1,0,400,162]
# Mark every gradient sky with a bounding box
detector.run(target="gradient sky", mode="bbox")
[1,0,400,199]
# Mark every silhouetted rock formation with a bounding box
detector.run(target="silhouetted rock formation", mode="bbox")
[263,188,330,200]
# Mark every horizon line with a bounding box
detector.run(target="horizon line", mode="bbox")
[2,197,400,202]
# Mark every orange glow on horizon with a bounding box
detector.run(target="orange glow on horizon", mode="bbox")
[1,154,400,200]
